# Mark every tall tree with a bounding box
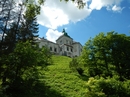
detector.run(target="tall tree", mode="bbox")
[81,31,130,80]
[0,0,40,55]
[0,0,25,55]
[17,4,39,42]
[0,0,40,91]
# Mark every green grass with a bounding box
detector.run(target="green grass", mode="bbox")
[41,55,88,97]
[0,55,88,97]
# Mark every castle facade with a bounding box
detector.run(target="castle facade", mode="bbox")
[36,29,82,57]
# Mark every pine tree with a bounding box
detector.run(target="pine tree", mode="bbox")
[18,13,39,43]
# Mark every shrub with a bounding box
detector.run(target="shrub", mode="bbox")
[86,77,130,97]
[69,58,84,75]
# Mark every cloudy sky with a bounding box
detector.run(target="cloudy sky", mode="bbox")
[37,0,130,45]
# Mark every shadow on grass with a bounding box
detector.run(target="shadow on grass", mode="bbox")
[30,82,66,97]
[77,74,89,81]
[1,79,65,97]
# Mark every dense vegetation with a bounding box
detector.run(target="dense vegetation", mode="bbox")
[0,0,49,96]
[70,31,130,97]
[80,32,130,80]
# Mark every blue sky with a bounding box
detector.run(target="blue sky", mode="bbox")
[37,0,130,45]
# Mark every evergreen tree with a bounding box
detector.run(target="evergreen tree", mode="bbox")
[18,4,39,43]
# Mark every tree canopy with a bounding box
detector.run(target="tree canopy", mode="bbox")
[80,31,130,80]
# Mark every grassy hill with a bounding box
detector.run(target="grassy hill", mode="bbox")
[42,55,87,97]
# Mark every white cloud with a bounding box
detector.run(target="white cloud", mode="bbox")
[37,0,91,29]
[45,29,63,43]
[89,0,104,10]
[89,0,123,11]
[112,5,124,12]
[37,6,69,29]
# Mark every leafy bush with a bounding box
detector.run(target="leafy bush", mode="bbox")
[69,58,84,75]
[69,58,78,70]
[86,77,130,97]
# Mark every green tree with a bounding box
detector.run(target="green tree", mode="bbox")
[0,41,52,96]
[106,32,130,80]
[0,1,40,87]
[81,31,130,80]
[17,5,39,43]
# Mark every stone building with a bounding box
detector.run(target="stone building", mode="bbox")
[36,29,82,57]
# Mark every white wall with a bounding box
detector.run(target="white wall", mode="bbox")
[38,39,59,54]
[72,42,82,57]
[37,35,82,57]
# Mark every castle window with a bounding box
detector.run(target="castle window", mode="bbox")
[71,48,73,52]
[54,48,57,52]
[67,46,69,51]
[50,47,52,51]
[60,47,62,51]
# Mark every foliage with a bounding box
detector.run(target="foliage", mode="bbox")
[0,41,52,96]
[69,57,84,75]
[76,67,84,75]
[81,31,130,80]
[17,7,39,42]
[0,1,40,96]
[86,77,130,97]
[0,0,39,56]
[69,57,79,71]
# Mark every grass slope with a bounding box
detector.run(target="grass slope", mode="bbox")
[42,55,87,97]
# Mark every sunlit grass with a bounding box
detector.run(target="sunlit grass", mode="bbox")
[41,55,87,97]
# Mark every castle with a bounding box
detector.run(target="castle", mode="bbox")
[36,29,82,57]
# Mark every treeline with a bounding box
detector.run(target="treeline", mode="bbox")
[70,31,130,97]
[0,0,52,97]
